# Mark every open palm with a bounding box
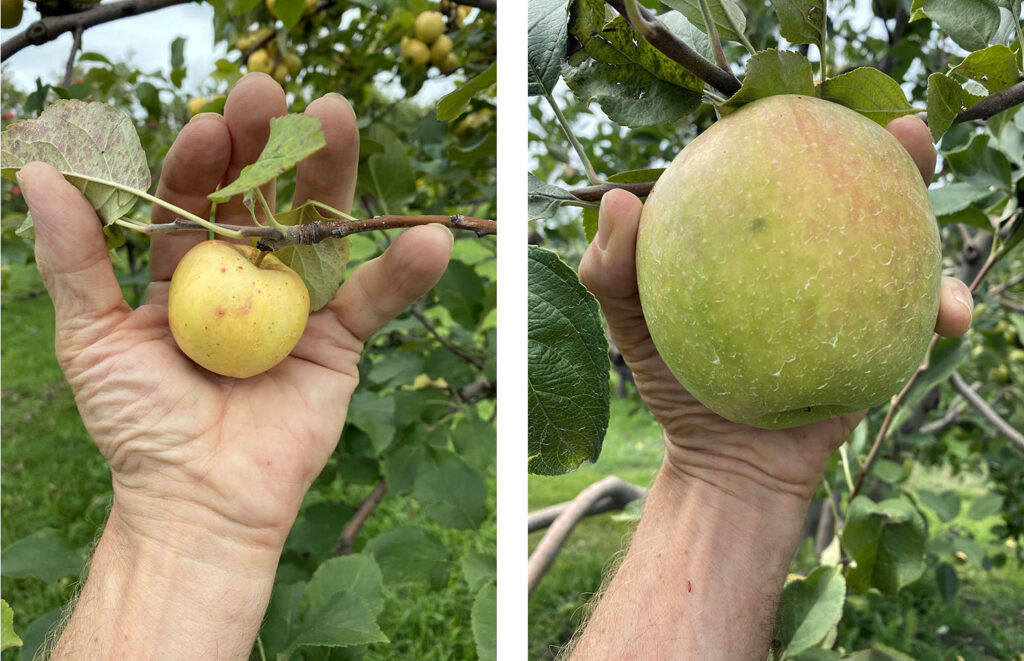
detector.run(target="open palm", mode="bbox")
[23,75,453,545]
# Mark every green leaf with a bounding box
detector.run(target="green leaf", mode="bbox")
[283,501,355,564]
[286,590,388,653]
[563,13,703,126]
[582,206,599,243]
[269,0,305,28]
[364,526,450,589]
[928,182,992,216]
[0,99,151,225]
[818,68,918,126]
[967,492,1004,519]
[259,581,306,657]
[472,581,497,661]
[358,125,415,215]
[433,259,486,329]
[209,114,325,203]
[915,0,1003,51]
[16,609,61,661]
[661,0,748,43]
[438,62,497,121]
[452,412,497,471]
[383,436,427,493]
[414,448,488,529]
[461,552,497,592]
[950,45,1020,92]
[0,600,21,653]
[0,528,84,583]
[926,73,969,142]
[169,36,185,70]
[347,392,396,454]
[136,82,161,118]
[774,565,846,658]
[841,643,918,660]
[368,351,424,387]
[528,173,582,221]
[935,562,959,601]
[274,203,352,312]
[305,554,385,617]
[899,337,968,414]
[936,205,992,231]
[842,497,927,595]
[916,489,961,522]
[770,0,826,46]
[528,247,610,475]
[608,168,665,184]
[944,132,1013,190]
[528,0,571,96]
[720,49,815,112]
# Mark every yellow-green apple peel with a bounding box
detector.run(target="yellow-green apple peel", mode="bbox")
[636,94,941,429]
[168,240,310,378]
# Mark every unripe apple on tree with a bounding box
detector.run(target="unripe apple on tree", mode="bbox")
[187,97,206,117]
[1,0,23,28]
[430,34,453,67]
[414,10,445,44]
[168,240,310,379]
[636,94,941,429]
[247,49,275,75]
[401,36,431,69]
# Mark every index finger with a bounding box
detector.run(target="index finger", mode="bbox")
[886,116,936,185]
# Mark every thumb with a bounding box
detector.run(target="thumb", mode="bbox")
[20,161,129,353]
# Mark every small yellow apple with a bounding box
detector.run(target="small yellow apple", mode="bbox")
[414,10,445,44]
[440,52,460,74]
[1,0,23,28]
[430,34,452,67]
[400,36,430,69]
[187,96,206,116]
[272,61,289,84]
[282,52,302,76]
[168,240,310,378]
[247,49,275,74]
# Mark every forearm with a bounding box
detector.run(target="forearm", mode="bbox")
[568,459,813,660]
[51,502,283,661]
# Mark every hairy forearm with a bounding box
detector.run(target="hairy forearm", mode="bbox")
[50,503,283,660]
[567,460,813,660]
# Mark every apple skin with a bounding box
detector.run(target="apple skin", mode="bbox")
[636,94,941,429]
[168,240,310,379]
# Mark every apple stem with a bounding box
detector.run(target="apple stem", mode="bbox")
[253,250,268,268]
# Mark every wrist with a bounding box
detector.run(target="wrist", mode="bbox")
[51,502,282,660]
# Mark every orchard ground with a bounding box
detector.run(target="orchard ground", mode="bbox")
[528,397,1024,660]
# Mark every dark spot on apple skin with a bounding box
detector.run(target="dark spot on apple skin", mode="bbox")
[221,267,227,273]
[215,308,226,317]
[748,218,767,233]
[804,406,812,412]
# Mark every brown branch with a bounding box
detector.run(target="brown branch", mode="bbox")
[457,376,494,404]
[994,295,1024,312]
[953,81,1024,125]
[61,26,82,89]
[127,214,496,247]
[569,181,656,202]
[335,480,388,555]
[457,0,495,11]
[528,480,647,533]
[605,0,741,97]
[949,372,1024,450]
[410,305,486,371]
[2,0,195,61]
[528,476,645,595]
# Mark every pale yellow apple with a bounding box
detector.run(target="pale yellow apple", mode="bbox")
[168,240,310,378]
[430,34,453,67]
[400,36,430,69]
[187,97,206,117]
[414,10,445,44]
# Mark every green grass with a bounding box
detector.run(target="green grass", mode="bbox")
[1,263,495,661]
[527,395,1024,660]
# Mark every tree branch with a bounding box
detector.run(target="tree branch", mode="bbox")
[528,480,647,533]
[457,0,495,11]
[605,0,741,97]
[335,480,388,555]
[953,81,1024,125]
[2,0,194,61]
[61,26,83,89]
[949,372,1024,450]
[409,304,486,371]
[528,476,646,595]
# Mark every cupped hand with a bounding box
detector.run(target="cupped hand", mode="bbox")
[21,74,453,549]
[578,116,973,500]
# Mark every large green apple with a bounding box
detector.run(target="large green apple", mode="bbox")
[636,94,941,429]
[168,240,310,378]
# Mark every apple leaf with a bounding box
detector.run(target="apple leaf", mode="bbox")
[528,173,581,220]
[925,72,985,142]
[274,203,351,311]
[935,562,959,601]
[661,0,748,44]
[916,489,962,522]
[413,448,488,529]
[209,114,326,203]
[0,528,85,583]
[0,600,21,653]
[769,0,825,47]
[528,0,571,96]
[438,61,497,121]
[720,49,815,112]
[461,552,497,593]
[358,124,415,215]
[818,68,918,126]
[928,182,992,216]
[774,565,846,659]
[912,0,1003,52]
[363,526,451,589]
[0,99,150,226]
[950,45,1020,93]
[528,246,609,475]
[472,581,497,661]
[841,497,927,595]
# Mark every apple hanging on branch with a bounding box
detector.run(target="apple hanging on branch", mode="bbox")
[0,99,496,378]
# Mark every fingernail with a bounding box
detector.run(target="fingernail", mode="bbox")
[596,194,613,251]
[188,112,216,124]
[431,222,455,248]
[952,287,973,319]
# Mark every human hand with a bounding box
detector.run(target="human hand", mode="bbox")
[22,74,454,554]
[578,116,972,501]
